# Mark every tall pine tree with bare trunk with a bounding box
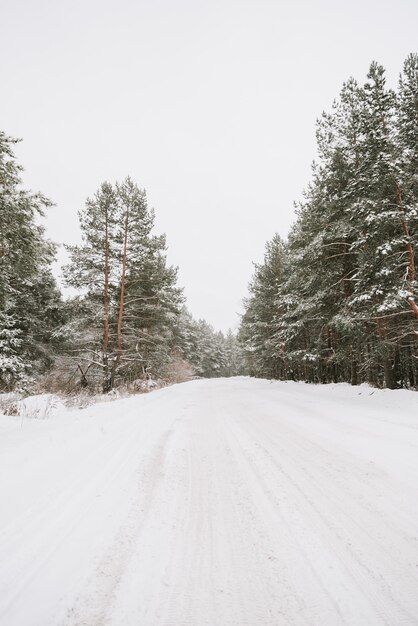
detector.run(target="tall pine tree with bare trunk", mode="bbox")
[64,177,183,391]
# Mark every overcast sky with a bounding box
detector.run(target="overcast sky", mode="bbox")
[1,0,417,331]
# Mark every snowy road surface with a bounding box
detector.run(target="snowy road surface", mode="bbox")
[1,378,418,626]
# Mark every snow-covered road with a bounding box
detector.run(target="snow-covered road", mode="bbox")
[1,378,418,626]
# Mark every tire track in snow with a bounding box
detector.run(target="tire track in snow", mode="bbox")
[63,428,174,626]
[0,396,177,626]
[223,397,418,625]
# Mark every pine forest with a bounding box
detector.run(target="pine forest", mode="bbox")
[240,55,418,389]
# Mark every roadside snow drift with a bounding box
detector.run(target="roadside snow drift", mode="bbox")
[1,378,418,626]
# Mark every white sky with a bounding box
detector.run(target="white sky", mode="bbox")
[1,0,417,331]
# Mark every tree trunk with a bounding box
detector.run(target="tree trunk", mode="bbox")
[351,347,358,385]
[111,206,129,387]
[103,203,111,393]
[394,182,418,318]
[384,355,395,389]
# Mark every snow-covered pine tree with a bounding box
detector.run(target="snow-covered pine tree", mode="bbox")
[222,330,243,377]
[64,181,119,390]
[64,178,184,390]
[278,78,364,385]
[346,62,417,387]
[239,235,287,378]
[392,54,418,386]
[0,130,63,391]
[119,180,184,382]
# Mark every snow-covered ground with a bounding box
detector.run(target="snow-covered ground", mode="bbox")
[1,378,418,626]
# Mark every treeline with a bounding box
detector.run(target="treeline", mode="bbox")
[0,134,240,393]
[239,55,418,389]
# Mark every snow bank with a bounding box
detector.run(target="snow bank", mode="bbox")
[15,394,68,419]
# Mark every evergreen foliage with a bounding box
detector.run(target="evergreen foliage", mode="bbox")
[179,314,242,379]
[240,56,418,389]
[0,132,63,391]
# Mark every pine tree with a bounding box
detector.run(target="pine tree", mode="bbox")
[64,178,183,390]
[0,130,62,390]
[239,235,287,378]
